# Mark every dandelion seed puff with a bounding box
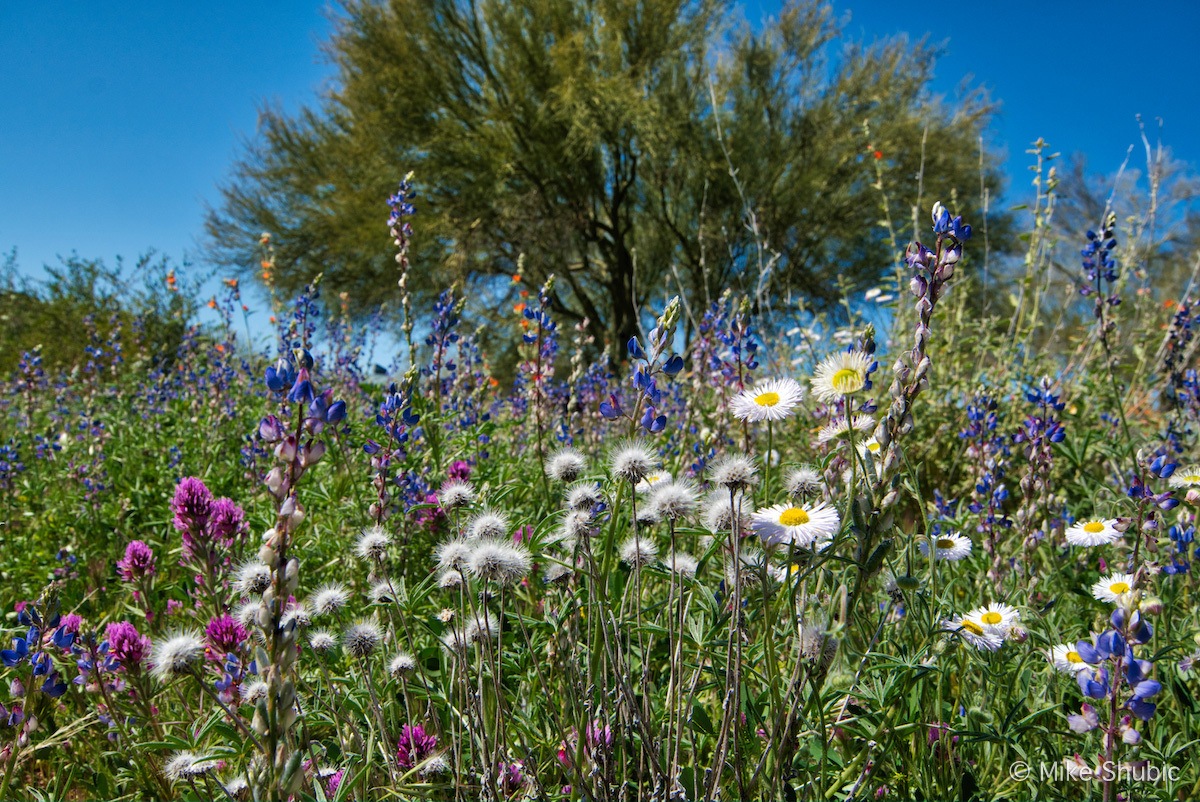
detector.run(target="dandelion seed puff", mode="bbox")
[389,652,417,677]
[634,471,672,494]
[435,538,474,571]
[708,454,758,490]
[665,551,698,579]
[309,630,338,653]
[165,751,215,782]
[437,480,477,511]
[565,483,603,513]
[619,536,659,568]
[467,509,511,541]
[343,620,383,659]
[235,602,261,633]
[438,569,464,589]
[1049,643,1091,673]
[546,448,588,483]
[785,466,824,498]
[1169,466,1200,488]
[919,533,973,561]
[150,630,205,681]
[811,350,875,403]
[356,526,392,562]
[467,539,531,585]
[1091,572,1137,604]
[751,502,840,548]
[816,414,876,445]
[609,439,658,483]
[648,480,698,521]
[730,377,805,422]
[234,561,272,596]
[241,680,269,704]
[942,614,1003,651]
[1065,518,1120,547]
[310,583,350,617]
[440,626,471,655]
[968,603,1020,636]
[370,580,398,604]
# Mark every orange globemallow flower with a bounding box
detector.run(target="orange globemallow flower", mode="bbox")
[519,289,529,298]
[513,302,526,314]
[873,150,883,160]
[511,274,521,283]
[207,298,217,309]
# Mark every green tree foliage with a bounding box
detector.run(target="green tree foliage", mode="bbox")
[205,0,1006,354]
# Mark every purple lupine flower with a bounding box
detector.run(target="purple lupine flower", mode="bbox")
[105,622,151,670]
[117,540,156,581]
[172,477,214,534]
[395,723,438,770]
[205,615,248,659]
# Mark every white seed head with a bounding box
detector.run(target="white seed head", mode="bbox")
[466,611,500,643]
[309,630,338,653]
[708,454,758,490]
[150,631,205,681]
[281,602,311,630]
[703,490,751,533]
[165,751,215,781]
[609,440,658,483]
[435,538,474,571]
[438,569,465,589]
[619,536,659,568]
[648,479,699,521]
[565,482,603,512]
[234,561,273,596]
[437,480,477,511]
[546,448,588,483]
[241,680,269,704]
[467,539,532,585]
[388,652,417,677]
[310,583,350,617]
[665,551,698,579]
[785,466,824,498]
[356,526,392,562]
[370,580,398,604]
[467,510,511,541]
[343,619,383,659]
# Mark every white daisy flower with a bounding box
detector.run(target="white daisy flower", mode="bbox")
[970,603,1020,636]
[1091,572,1137,604]
[856,437,883,461]
[751,502,841,548]
[811,350,874,402]
[919,533,973,561]
[343,620,383,659]
[466,539,531,585]
[610,440,658,483]
[1065,518,1120,547]
[545,448,588,483]
[467,510,511,541]
[816,414,876,445]
[635,471,672,494]
[356,526,392,562]
[730,377,804,422]
[150,631,206,681]
[1049,643,1091,673]
[1168,466,1200,488]
[942,614,1003,651]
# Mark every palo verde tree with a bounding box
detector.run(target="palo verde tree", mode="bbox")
[205,0,1006,355]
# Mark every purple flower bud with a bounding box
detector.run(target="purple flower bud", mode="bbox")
[172,477,214,534]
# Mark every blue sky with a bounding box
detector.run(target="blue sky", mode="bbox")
[3,1,1198,284]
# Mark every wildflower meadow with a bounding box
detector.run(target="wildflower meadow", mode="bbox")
[4,154,1200,801]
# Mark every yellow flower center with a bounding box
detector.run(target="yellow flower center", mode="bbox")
[1109,582,1130,594]
[961,620,984,636]
[1067,651,1082,663]
[754,391,781,407]
[866,441,881,453]
[936,538,957,549]
[1185,474,1200,484]
[831,367,865,394]
[779,508,810,527]
[981,611,1003,625]
[1083,521,1105,534]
